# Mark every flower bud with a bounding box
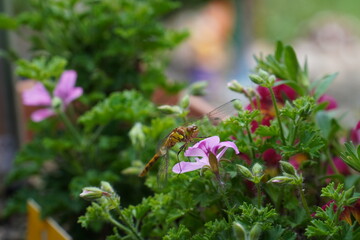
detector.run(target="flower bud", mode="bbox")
[232,221,246,240]
[267,75,276,86]
[249,74,264,85]
[247,88,256,98]
[51,96,63,110]
[268,176,292,184]
[344,186,355,200]
[237,164,253,179]
[249,223,262,240]
[232,99,243,111]
[227,80,244,93]
[80,187,108,201]
[252,163,263,177]
[189,81,207,96]
[209,152,219,175]
[129,122,146,148]
[280,161,296,176]
[158,105,182,115]
[179,94,190,109]
[101,181,114,194]
[258,69,270,80]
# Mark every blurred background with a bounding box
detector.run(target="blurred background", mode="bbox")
[1,0,360,237]
[1,0,360,185]
[1,0,360,183]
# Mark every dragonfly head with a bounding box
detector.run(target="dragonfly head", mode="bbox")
[187,125,199,137]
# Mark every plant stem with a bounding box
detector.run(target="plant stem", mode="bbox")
[256,183,262,208]
[243,90,256,110]
[245,125,255,160]
[59,111,82,144]
[326,147,340,175]
[255,93,261,110]
[108,214,132,235]
[213,176,233,222]
[290,118,299,145]
[298,185,311,218]
[89,125,106,144]
[268,87,286,144]
[115,207,143,240]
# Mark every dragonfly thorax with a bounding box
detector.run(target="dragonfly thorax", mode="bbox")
[186,125,199,138]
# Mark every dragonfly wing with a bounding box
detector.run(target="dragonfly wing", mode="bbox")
[206,99,240,125]
[157,151,169,186]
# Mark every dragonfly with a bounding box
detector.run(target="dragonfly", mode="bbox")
[138,99,239,179]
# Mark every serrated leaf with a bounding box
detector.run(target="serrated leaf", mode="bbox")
[79,90,155,131]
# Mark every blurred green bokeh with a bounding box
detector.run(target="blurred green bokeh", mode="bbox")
[255,0,360,42]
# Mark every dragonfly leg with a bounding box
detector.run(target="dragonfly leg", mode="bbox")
[193,136,209,140]
[176,143,188,173]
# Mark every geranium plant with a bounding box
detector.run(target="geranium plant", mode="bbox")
[79,42,360,239]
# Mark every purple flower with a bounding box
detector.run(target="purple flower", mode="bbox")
[172,136,239,174]
[22,70,83,122]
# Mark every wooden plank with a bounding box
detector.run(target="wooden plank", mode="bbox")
[26,199,72,240]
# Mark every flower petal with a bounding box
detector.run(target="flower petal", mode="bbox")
[63,87,83,105]
[195,136,220,154]
[214,141,239,159]
[192,136,220,149]
[54,70,77,100]
[172,160,208,174]
[22,82,52,106]
[318,94,338,110]
[31,108,55,122]
[184,147,207,158]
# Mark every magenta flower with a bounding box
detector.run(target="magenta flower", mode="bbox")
[262,148,281,167]
[327,157,351,175]
[318,94,338,110]
[351,121,360,144]
[172,136,239,174]
[22,70,83,122]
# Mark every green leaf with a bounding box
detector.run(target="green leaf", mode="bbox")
[284,46,299,81]
[79,90,155,131]
[340,142,360,172]
[315,111,340,140]
[313,73,338,99]
[274,41,284,61]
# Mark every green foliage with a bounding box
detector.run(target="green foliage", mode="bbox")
[73,41,357,239]
[321,182,358,206]
[163,225,192,240]
[79,90,156,131]
[16,56,67,82]
[341,142,360,172]
[6,36,360,239]
[236,203,278,231]
[255,41,308,95]
[4,0,188,97]
[305,183,360,239]
[0,13,18,29]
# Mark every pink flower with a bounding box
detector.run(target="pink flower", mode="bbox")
[327,157,351,175]
[172,136,239,174]
[318,94,338,110]
[246,82,297,132]
[350,121,360,144]
[22,70,83,122]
